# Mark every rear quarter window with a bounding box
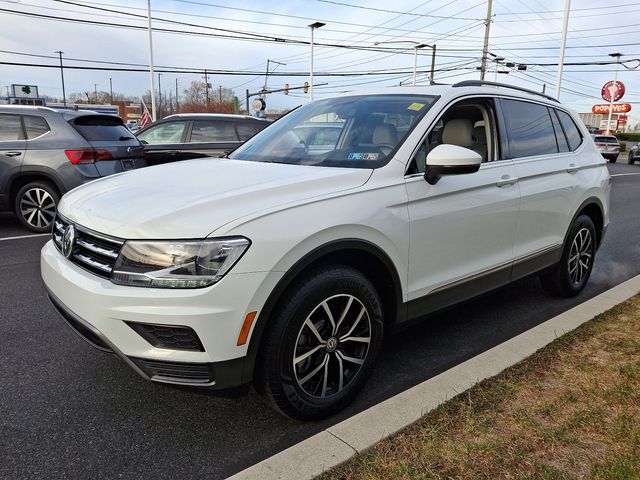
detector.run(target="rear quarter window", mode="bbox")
[23,115,51,139]
[555,110,583,151]
[71,115,133,142]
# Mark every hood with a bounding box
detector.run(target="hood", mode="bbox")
[58,158,372,239]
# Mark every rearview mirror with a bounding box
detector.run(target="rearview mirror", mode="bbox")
[425,144,482,185]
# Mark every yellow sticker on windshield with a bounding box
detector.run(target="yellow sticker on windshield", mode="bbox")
[407,102,425,111]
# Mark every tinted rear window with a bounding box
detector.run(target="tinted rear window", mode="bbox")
[71,115,133,142]
[236,122,264,141]
[189,121,238,143]
[594,136,618,144]
[501,99,558,158]
[23,115,50,139]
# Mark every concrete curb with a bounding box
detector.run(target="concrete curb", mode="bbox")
[228,274,640,480]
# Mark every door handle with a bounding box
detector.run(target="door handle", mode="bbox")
[5,151,22,157]
[496,175,518,187]
[567,163,578,174]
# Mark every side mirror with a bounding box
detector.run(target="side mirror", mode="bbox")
[425,144,482,185]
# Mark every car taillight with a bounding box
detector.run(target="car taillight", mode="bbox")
[65,149,114,164]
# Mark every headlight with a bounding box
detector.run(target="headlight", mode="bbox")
[111,237,250,288]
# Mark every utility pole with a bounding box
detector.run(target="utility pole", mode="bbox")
[555,0,571,99]
[169,90,172,115]
[109,77,113,103]
[204,69,210,107]
[219,85,222,103]
[94,83,98,103]
[605,52,623,135]
[479,0,493,81]
[54,51,67,107]
[175,78,179,112]
[158,73,162,117]
[246,89,250,114]
[146,0,157,121]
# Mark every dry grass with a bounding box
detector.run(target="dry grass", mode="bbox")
[321,296,640,480]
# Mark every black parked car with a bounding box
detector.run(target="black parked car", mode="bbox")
[0,106,145,232]
[135,113,270,166]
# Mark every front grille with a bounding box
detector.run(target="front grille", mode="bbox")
[48,294,112,352]
[126,322,205,352]
[53,214,124,279]
[130,358,213,385]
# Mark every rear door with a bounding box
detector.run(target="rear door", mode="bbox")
[500,98,583,277]
[181,119,242,159]
[136,119,189,166]
[70,115,145,175]
[0,113,27,209]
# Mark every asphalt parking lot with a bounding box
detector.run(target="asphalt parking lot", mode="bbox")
[1,160,639,480]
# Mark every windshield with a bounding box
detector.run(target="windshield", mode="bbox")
[230,94,438,168]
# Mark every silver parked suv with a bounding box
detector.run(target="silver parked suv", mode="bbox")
[0,106,146,232]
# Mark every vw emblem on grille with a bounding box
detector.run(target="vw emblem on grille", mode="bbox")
[62,224,76,258]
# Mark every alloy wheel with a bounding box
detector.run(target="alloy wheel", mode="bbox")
[20,187,56,230]
[292,294,371,398]
[568,227,593,285]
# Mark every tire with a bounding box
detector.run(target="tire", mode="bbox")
[14,181,60,233]
[628,157,635,165]
[255,265,384,420]
[540,214,596,298]
[609,156,618,163]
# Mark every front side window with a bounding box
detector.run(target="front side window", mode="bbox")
[23,115,50,139]
[189,120,238,143]
[137,121,187,145]
[0,114,24,141]
[230,94,438,168]
[501,99,558,158]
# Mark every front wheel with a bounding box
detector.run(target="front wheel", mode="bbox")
[255,265,384,420]
[540,214,596,297]
[629,157,635,165]
[14,181,60,233]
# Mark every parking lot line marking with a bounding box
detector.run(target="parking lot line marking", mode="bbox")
[611,173,640,177]
[0,233,50,242]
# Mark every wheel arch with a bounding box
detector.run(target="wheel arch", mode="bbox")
[240,239,404,384]
[9,171,64,207]
[570,197,605,248]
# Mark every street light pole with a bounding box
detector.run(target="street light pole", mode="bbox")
[146,0,157,121]
[109,77,113,104]
[54,51,66,107]
[374,41,431,86]
[308,22,325,101]
[605,52,623,135]
[555,0,571,99]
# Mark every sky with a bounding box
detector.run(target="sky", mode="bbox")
[0,0,639,125]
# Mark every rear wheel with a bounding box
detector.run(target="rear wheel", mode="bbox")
[628,157,635,165]
[14,181,59,233]
[540,214,596,297]
[609,156,618,163]
[255,265,384,420]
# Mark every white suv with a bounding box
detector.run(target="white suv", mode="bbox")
[41,81,610,420]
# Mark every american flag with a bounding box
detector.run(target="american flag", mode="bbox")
[139,100,152,128]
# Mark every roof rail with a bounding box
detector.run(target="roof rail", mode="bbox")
[452,80,560,104]
[0,105,57,112]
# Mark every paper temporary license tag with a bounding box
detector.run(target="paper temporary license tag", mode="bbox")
[348,152,380,160]
[407,102,425,111]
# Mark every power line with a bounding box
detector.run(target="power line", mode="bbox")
[314,0,483,21]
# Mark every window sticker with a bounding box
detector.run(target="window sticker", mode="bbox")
[348,152,380,160]
[407,102,425,111]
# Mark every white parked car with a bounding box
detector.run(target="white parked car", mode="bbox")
[42,81,610,420]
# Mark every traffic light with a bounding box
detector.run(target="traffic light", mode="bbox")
[303,82,309,94]
[284,83,289,95]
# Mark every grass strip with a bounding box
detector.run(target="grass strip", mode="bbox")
[321,295,640,480]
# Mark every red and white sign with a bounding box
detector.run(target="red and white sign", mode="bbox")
[601,81,625,102]
[617,115,628,127]
[592,103,632,114]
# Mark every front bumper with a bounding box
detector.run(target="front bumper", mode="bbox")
[41,240,267,389]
